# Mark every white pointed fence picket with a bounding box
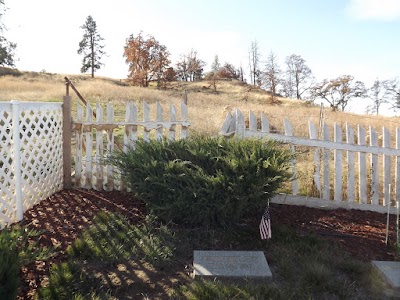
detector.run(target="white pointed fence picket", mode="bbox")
[72,100,189,191]
[221,109,400,214]
[0,101,63,229]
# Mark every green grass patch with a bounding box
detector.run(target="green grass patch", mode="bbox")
[35,261,108,300]
[36,213,387,299]
[171,223,385,300]
[66,211,175,266]
[0,225,57,300]
[171,280,287,300]
[38,211,176,299]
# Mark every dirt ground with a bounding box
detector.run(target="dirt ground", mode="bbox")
[16,189,399,299]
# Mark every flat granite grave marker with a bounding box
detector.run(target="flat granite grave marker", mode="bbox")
[193,250,272,279]
[371,261,400,290]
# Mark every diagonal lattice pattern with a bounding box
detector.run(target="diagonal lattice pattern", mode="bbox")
[18,103,63,211]
[0,103,16,226]
[0,102,63,228]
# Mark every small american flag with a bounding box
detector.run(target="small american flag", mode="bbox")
[259,206,271,240]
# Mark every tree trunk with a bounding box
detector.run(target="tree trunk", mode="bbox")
[91,37,94,78]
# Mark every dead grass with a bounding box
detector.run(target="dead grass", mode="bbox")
[2,72,400,139]
[3,72,400,199]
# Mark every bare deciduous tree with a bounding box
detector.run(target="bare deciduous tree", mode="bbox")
[263,51,281,103]
[175,54,189,81]
[385,79,400,112]
[187,49,205,81]
[248,40,261,86]
[239,65,244,82]
[284,54,313,100]
[176,49,205,81]
[218,63,241,80]
[366,79,390,115]
[310,75,366,111]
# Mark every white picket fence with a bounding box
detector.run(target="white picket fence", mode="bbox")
[0,101,63,228]
[221,109,400,214]
[72,100,189,191]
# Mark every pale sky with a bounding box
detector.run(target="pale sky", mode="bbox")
[3,0,400,113]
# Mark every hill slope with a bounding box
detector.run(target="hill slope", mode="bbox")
[0,70,399,137]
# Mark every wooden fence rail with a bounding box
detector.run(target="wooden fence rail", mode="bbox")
[221,109,400,214]
[72,100,190,191]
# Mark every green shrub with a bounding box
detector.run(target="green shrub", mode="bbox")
[110,136,291,227]
[0,66,21,77]
[0,228,21,300]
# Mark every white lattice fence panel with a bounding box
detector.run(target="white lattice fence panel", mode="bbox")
[0,103,17,226]
[18,103,63,211]
[0,102,63,228]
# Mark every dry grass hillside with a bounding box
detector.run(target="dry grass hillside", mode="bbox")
[1,70,400,140]
[3,70,400,201]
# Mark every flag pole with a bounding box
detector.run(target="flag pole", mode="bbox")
[260,198,272,240]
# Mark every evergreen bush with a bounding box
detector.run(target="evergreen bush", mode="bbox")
[0,66,21,77]
[110,136,291,227]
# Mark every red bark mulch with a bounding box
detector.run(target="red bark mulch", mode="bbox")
[13,189,399,299]
[17,189,146,300]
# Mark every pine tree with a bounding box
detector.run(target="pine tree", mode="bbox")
[77,16,106,78]
[211,55,220,73]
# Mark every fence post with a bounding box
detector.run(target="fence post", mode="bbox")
[63,96,72,189]
[383,127,391,206]
[322,123,330,200]
[370,126,379,205]
[334,123,343,202]
[358,125,367,203]
[235,109,245,138]
[346,124,355,202]
[284,119,299,195]
[396,128,400,207]
[181,101,189,139]
[184,90,188,105]
[11,100,23,221]
[309,121,321,195]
